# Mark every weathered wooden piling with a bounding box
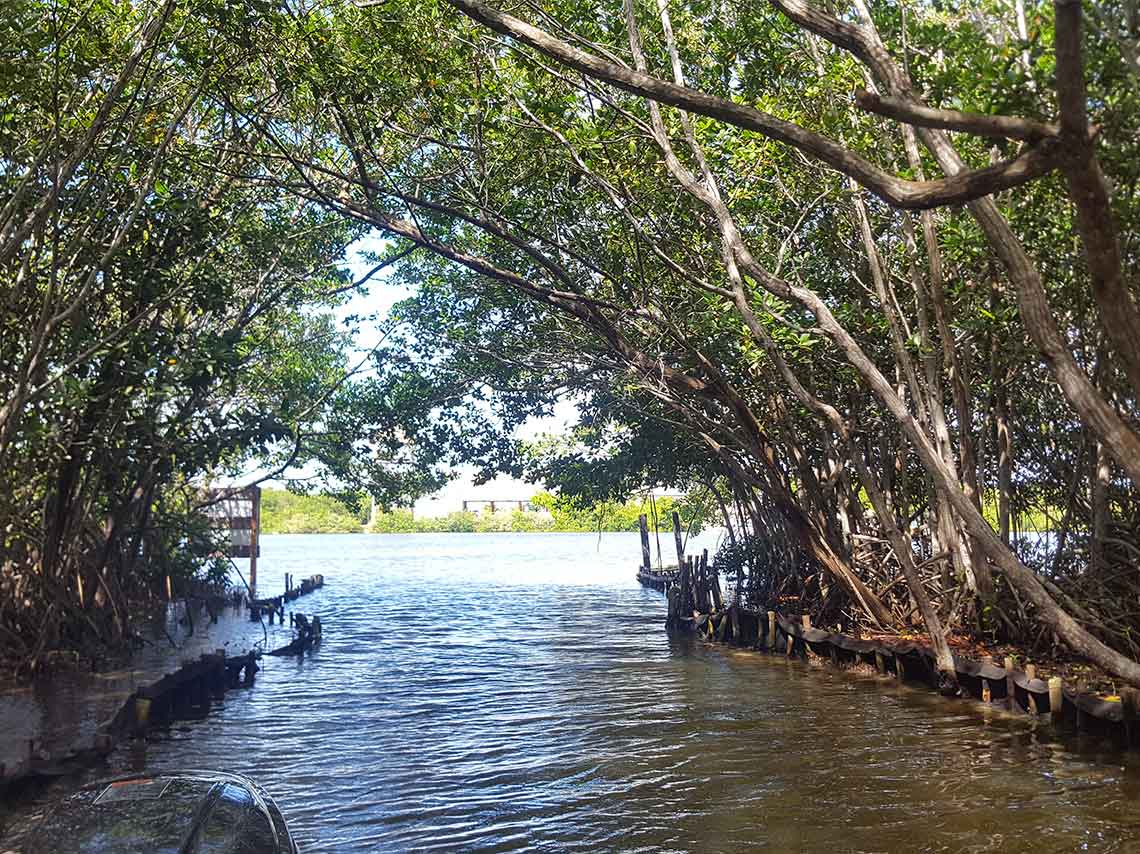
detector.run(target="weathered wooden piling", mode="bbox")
[638,514,652,570]
[686,555,700,614]
[706,550,723,611]
[693,554,702,611]
[676,557,691,621]
[671,510,685,572]
[269,613,322,656]
[250,574,323,621]
[1,646,280,787]
[1049,677,1064,722]
[134,697,152,730]
[638,544,1140,747]
[1025,664,1038,713]
[1004,656,1018,712]
[1123,688,1139,746]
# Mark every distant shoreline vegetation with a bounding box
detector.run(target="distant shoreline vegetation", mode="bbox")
[260,488,707,535]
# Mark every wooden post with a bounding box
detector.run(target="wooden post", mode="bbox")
[678,556,691,617]
[702,556,710,612]
[874,650,886,674]
[767,611,777,650]
[785,632,794,656]
[638,514,651,571]
[801,614,811,630]
[699,555,711,612]
[1004,656,1019,713]
[1025,664,1038,713]
[1049,676,1064,723]
[688,557,697,615]
[689,555,700,612]
[706,550,723,611]
[685,555,695,612]
[249,487,260,598]
[1122,688,1139,748]
[135,697,152,729]
[671,510,685,571]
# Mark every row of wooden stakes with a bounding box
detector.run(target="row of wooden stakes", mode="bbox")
[636,562,1140,747]
[1,650,259,787]
[662,551,724,630]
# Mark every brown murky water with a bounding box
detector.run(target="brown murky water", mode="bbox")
[4,532,1140,851]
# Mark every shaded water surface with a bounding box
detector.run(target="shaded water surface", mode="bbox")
[6,532,1140,851]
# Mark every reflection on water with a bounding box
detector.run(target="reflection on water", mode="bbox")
[0,594,296,777]
[5,532,1140,852]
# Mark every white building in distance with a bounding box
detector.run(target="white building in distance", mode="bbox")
[412,474,547,518]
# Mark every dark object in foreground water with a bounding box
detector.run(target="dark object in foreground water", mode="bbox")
[20,770,299,853]
[269,614,322,657]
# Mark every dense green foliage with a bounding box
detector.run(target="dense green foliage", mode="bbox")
[261,489,367,534]
[0,0,441,667]
[221,0,1140,685]
[368,490,709,533]
[5,0,1140,686]
[261,488,710,534]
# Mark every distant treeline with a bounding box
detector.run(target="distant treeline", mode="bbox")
[260,489,707,535]
[261,490,367,533]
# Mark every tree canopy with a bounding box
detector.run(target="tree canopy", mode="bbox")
[4,0,1140,689]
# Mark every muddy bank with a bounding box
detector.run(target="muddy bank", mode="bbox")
[0,596,310,790]
[644,566,1140,748]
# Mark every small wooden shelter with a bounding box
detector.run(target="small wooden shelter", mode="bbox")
[202,486,261,594]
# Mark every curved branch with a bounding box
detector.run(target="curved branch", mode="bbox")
[1053,0,1140,399]
[768,0,1140,687]
[439,0,1064,210]
[768,0,1140,491]
[853,89,1059,142]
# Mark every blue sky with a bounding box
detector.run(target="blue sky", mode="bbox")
[335,232,411,351]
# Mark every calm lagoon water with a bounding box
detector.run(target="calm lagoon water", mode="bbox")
[5,531,1140,852]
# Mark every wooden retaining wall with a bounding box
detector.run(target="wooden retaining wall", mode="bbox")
[249,573,324,623]
[640,569,1140,748]
[3,575,328,789]
[1,650,259,788]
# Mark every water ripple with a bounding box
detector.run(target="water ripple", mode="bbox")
[6,532,1140,852]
